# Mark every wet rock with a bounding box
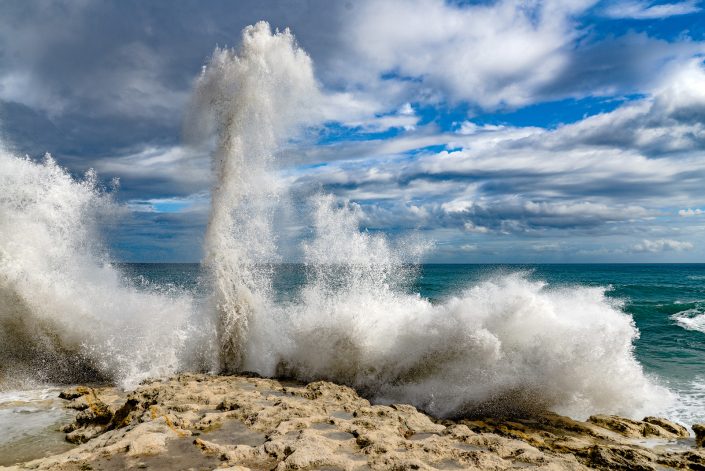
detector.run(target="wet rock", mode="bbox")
[75,400,112,426]
[583,444,658,470]
[643,417,689,438]
[58,386,91,400]
[588,415,688,439]
[108,397,140,429]
[66,425,103,444]
[693,423,705,447]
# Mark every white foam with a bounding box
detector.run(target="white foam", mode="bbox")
[0,152,213,389]
[672,306,705,334]
[189,21,320,371]
[661,377,705,428]
[246,198,669,418]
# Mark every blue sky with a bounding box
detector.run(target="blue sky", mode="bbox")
[1,0,705,262]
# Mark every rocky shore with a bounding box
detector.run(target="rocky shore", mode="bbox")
[3,373,705,470]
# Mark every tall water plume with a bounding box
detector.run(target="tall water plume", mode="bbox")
[189,22,319,372]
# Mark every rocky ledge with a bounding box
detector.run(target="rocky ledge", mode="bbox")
[3,373,705,470]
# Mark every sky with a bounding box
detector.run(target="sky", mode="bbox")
[1,0,705,263]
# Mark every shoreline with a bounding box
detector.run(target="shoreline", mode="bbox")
[2,373,705,470]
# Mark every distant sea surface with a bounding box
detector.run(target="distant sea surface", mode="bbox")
[119,262,705,423]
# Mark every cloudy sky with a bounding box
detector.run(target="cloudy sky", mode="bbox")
[1,0,704,262]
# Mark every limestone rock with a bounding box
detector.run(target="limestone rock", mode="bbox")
[643,417,689,438]
[125,432,168,457]
[2,374,700,471]
[588,414,688,439]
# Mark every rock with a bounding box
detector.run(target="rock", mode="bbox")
[58,386,91,400]
[125,432,168,457]
[3,373,702,471]
[75,400,112,426]
[588,415,687,439]
[643,417,689,438]
[693,423,705,447]
[66,425,103,444]
[583,444,658,470]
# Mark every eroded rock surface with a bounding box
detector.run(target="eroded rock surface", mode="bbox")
[2,374,703,470]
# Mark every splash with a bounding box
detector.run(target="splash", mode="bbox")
[0,151,209,389]
[189,21,319,371]
[247,198,667,418]
[194,22,669,418]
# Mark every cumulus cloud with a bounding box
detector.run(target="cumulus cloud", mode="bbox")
[441,199,652,234]
[343,0,594,109]
[632,239,694,252]
[335,0,705,112]
[94,145,210,199]
[336,103,419,133]
[529,58,705,155]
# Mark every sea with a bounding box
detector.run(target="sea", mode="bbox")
[2,262,705,465]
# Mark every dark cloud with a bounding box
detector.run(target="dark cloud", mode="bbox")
[0,0,347,164]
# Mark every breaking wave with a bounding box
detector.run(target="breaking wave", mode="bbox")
[672,304,705,334]
[0,152,213,389]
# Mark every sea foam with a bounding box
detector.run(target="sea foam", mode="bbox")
[672,304,705,334]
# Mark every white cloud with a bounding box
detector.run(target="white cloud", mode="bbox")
[95,145,211,195]
[442,200,474,214]
[632,239,694,252]
[522,201,650,220]
[459,244,478,252]
[343,0,596,109]
[532,243,562,252]
[463,222,490,234]
[533,58,705,155]
[340,103,419,132]
[602,1,701,19]
[456,121,506,135]
[679,208,705,216]
[0,71,69,116]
